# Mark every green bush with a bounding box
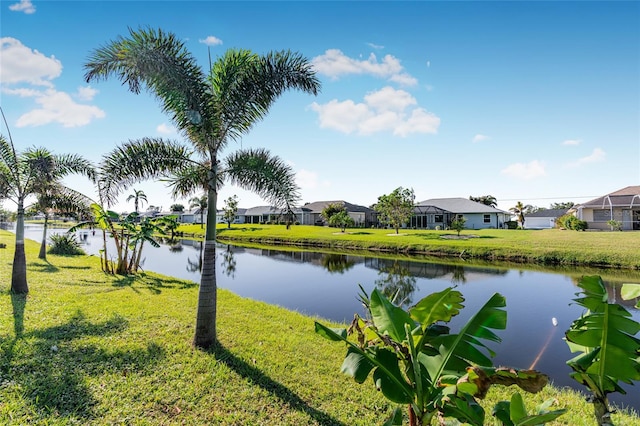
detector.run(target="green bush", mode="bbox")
[557,214,588,231]
[505,220,518,229]
[48,233,85,255]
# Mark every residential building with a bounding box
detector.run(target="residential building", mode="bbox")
[575,185,640,230]
[412,198,511,229]
[301,200,377,227]
[524,209,568,229]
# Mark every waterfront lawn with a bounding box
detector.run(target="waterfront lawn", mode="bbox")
[213,224,640,269]
[0,230,638,425]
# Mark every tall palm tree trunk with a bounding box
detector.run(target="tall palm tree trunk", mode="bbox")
[194,182,218,349]
[38,213,49,260]
[11,202,28,294]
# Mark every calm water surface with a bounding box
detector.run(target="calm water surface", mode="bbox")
[14,224,640,410]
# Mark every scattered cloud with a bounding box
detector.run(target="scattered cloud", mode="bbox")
[157,123,176,135]
[562,139,581,146]
[312,49,417,86]
[310,86,440,137]
[75,86,98,101]
[426,60,430,68]
[199,36,222,46]
[14,89,105,128]
[0,37,61,86]
[501,160,546,180]
[1,38,105,128]
[9,0,35,14]
[367,42,384,50]
[472,134,490,143]
[565,148,606,168]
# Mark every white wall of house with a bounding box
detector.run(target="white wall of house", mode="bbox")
[526,217,556,229]
[461,213,504,229]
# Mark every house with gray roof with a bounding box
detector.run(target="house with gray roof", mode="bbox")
[412,198,511,230]
[575,185,640,230]
[302,200,377,227]
[524,209,568,229]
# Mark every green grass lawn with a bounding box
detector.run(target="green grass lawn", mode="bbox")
[1,230,638,425]
[209,224,640,269]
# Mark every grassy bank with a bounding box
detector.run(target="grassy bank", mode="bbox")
[200,224,640,269]
[1,230,638,425]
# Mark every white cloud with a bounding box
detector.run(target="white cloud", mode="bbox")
[199,36,222,46]
[157,123,176,135]
[565,148,606,168]
[562,139,581,146]
[9,0,35,14]
[367,42,384,50]
[296,169,319,189]
[14,89,105,128]
[311,49,417,86]
[75,86,98,101]
[472,134,490,143]
[501,160,546,180]
[0,37,61,86]
[310,86,439,137]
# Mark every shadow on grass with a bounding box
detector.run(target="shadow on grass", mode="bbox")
[59,265,93,270]
[1,310,165,422]
[210,342,345,425]
[28,261,59,273]
[348,231,372,235]
[113,274,198,294]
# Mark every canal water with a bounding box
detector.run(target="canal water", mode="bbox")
[11,224,640,411]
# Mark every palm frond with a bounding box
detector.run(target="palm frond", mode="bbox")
[98,137,193,205]
[225,148,300,209]
[85,27,209,140]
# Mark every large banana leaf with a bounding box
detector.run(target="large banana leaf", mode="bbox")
[421,293,507,382]
[369,288,416,342]
[565,276,640,395]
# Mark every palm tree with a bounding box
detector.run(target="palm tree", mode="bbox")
[85,27,320,349]
[126,188,147,214]
[0,114,95,293]
[189,195,208,229]
[32,185,93,260]
[469,195,498,208]
[510,201,530,229]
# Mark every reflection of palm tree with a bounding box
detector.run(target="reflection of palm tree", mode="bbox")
[221,245,236,278]
[186,240,204,273]
[374,260,417,307]
[450,265,467,284]
[85,27,320,349]
[321,254,355,274]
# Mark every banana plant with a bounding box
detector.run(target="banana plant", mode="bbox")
[492,393,566,426]
[315,286,550,425]
[565,276,640,425]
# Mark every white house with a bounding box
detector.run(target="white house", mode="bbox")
[412,198,511,230]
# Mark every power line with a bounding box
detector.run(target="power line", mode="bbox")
[498,195,599,202]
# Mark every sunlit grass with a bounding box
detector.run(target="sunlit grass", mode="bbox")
[212,224,640,269]
[1,230,638,425]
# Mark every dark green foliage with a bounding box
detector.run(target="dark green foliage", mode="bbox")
[505,221,518,230]
[48,233,85,256]
[556,214,588,231]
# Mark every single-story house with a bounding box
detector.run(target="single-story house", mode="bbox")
[301,200,377,227]
[524,209,568,229]
[243,206,305,224]
[412,198,511,230]
[216,208,247,224]
[575,185,640,230]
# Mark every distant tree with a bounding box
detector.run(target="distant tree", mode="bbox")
[222,195,239,229]
[328,210,355,232]
[321,202,346,224]
[374,187,415,234]
[154,215,180,240]
[550,201,575,210]
[509,201,532,229]
[170,203,184,212]
[126,188,147,213]
[189,195,208,228]
[469,195,497,208]
[450,215,467,236]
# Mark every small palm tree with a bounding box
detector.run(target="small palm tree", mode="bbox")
[510,201,529,229]
[85,27,320,348]
[189,195,208,229]
[0,112,95,293]
[126,188,147,214]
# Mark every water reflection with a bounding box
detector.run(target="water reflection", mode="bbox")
[373,260,417,307]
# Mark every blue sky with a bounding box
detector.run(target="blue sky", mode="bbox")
[1,0,639,214]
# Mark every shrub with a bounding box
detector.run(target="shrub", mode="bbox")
[557,215,588,231]
[48,233,85,256]
[505,220,518,229]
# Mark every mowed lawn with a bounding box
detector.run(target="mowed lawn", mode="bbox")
[1,230,639,425]
[204,224,640,269]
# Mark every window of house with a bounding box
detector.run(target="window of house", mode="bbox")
[484,214,491,223]
[434,214,443,222]
[593,209,612,221]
